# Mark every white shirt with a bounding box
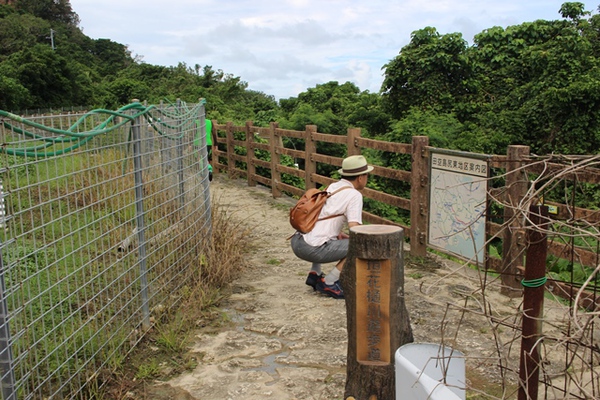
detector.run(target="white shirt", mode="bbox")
[302,179,363,246]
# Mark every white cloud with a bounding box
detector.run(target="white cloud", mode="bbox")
[70,0,586,99]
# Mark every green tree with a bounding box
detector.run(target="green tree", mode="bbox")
[100,77,151,108]
[14,0,78,26]
[0,12,50,58]
[470,4,600,154]
[381,27,472,119]
[278,81,388,177]
[346,92,390,137]
[380,3,600,155]
[0,74,32,110]
[559,1,588,20]
[90,39,132,76]
[280,81,390,136]
[1,44,80,106]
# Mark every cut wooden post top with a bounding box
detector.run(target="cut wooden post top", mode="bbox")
[350,225,403,235]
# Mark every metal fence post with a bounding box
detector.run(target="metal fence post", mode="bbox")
[195,100,210,181]
[518,205,548,400]
[142,100,152,168]
[131,104,151,329]
[176,99,185,209]
[159,100,172,176]
[0,249,16,400]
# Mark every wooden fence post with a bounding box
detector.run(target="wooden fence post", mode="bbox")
[502,145,530,296]
[305,125,318,189]
[347,127,361,157]
[409,136,429,258]
[269,122,282,198]
[341,225,414,400]
[226,121,235,176]
[245,121,256,187]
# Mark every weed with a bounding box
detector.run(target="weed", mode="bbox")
[466,366,517,399]
[155,313,191,353]
[180,355,199,371]
[135,360,160,380]
[406,254,428,265]
[80,375,110,400]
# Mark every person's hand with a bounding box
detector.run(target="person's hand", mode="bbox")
[338,232,349,240]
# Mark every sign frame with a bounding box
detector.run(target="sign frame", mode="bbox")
[428,148,490,266]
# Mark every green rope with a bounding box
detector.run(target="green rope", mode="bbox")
[521,276,547,288]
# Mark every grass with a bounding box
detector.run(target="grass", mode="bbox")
[155,313,190,353]
[135,360,161,380]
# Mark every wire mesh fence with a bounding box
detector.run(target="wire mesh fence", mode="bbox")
[0,100,212,399]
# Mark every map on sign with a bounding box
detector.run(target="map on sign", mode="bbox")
[428,151,488,265]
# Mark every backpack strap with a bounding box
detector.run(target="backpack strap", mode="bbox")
[317,186,352,221]
[327,186,352,197]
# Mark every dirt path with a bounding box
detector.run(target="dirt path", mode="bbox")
[146,175,528,399]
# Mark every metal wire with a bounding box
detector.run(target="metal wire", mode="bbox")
[0,101,212,399]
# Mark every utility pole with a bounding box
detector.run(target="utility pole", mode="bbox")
[49,29,55,50]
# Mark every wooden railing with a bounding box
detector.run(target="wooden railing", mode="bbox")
[212,122,427,254]
[211,121,600,304]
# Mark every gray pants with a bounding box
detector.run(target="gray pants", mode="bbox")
[290,233,348,271]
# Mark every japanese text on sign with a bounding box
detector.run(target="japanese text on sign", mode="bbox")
[356,259,391,364]
[431,153,488,177]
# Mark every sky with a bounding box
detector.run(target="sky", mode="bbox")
[69,0,591,100]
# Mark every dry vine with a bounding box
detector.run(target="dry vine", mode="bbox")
[422,154,600,399]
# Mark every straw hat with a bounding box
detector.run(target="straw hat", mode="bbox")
[338,155,374,176]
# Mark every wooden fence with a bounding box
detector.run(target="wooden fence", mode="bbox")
[210,121,600,304]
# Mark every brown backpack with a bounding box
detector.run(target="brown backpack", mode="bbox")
[289,186,350,234]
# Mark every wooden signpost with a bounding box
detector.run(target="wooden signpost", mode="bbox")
[341,225,414,400]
